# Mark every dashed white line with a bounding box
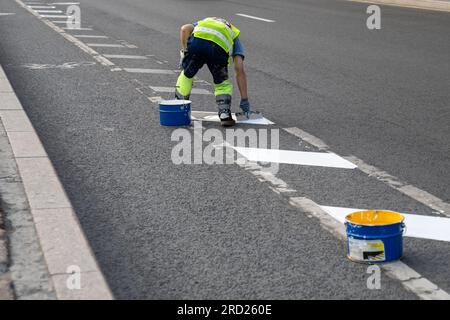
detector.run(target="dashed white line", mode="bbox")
[39,14,69,18]
[73,35,108,38]
[104,55,148,60]
[86,43,124,48]
[62,27,93,31]
[236,13,275,22]
[191,111,274,125]
[124,68,174,74]
[34,10,63,13]
[49,2,80,4]
[28,5,56,8]
[284,127,450,217]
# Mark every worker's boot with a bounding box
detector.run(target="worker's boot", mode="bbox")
[175,90,190,100]
[216,94,235,127]
[218,109,235,127]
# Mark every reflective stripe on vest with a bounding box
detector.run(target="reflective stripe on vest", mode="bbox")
[193,26,233,53]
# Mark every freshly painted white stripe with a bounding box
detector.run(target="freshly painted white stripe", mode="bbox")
[191,111,274,125]
[73,34,108,38]
[236,13,275,22]
[50,2,80,4]
[320,206,450,243]
[28,5,56,8]
[35,10,62,13]
[104,55,148,60]
[62,27,93,31]
[150,86,212,95]
[39,14,69,18]
[232,147,357,169]
[345,156,450,217]
[124,68,173,74]
[86,43,124,48]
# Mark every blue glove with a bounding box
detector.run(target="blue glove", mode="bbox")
[240,99,250,114]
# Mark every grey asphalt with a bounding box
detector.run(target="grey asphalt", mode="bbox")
[0,0,449,299]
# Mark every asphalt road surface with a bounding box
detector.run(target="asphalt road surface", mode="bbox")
[0,0,449,299]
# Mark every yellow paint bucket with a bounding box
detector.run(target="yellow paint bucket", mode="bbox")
[345,210,405,263]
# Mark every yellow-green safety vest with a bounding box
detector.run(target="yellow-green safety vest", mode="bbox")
[193,17,240,55]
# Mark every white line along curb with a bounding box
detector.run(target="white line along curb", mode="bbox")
[0,65,113,300]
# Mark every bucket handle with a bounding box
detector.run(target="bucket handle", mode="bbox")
[402,222,407,235]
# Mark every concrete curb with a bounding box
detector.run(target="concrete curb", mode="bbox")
[0,65,113,300]
[0,208,14,300]
[347,0,450,12]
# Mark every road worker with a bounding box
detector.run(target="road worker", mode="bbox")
[175,17,250,126]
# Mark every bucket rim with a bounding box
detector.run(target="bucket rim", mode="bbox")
[345,210,405,226]
[159,99,191,105]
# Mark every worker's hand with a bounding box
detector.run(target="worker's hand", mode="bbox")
[179,49,186,69]
[239,99,250,117]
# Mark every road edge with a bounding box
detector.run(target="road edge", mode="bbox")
[346,0,450,12]
[0,65,113,300]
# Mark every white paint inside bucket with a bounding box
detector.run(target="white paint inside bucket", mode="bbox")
[159,99,192,105]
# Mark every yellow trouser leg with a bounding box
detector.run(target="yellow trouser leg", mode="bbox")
[176,70,194,98]
[214,79,233,97]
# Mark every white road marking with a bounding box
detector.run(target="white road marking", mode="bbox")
[39,14,69,18]
[73,35,108,38]
[104,55,148,60]
[320,206,450,243]
[284,127,450,217]
[236,13,275,22]
[124,68,174,74]
[148,96,163,103]
[150,86,211,95]
[28,5,56,8]
[50,21,69,24]
[86,43,124,48]
[191,111,274,125]
[17,0,114,67]
[62,27,93,31]
[49,2,80,4]
[0,13,16,16]
[34,10,63,13]
[232,147,357,169]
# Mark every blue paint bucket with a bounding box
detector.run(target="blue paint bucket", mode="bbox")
[345,210,405,263]
[159,99,191,126]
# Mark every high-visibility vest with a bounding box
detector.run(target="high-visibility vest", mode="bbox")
[193,17,240,55]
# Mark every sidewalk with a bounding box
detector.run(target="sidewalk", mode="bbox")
[0,208,13,299]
